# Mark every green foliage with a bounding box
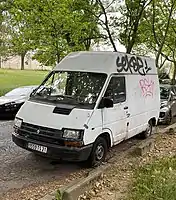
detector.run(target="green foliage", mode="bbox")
[8,0,100,66]
[0,0,12,59]
[55,190,62,200]
[134,0,176,64]
[118,0,152,53]
[128,156,176,200]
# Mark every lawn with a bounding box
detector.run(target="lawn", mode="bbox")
[0,69,48,96]
[129,156,176,200]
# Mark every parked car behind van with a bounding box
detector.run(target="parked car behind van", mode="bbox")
[12,51,160,167]
[159,84,176,124]
[0,86,37,119]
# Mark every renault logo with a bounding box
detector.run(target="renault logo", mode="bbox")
[37,129,40,134]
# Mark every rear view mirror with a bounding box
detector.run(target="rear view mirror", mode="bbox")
[99,97,113,109]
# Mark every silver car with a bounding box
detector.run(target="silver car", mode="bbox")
[159,84,176,124]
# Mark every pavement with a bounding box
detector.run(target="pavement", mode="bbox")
[0,121,81,197]
[0,119,174,199]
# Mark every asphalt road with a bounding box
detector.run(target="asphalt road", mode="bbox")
[0,119,174,197]
[0,121,81,196]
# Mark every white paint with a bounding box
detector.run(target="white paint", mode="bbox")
[16,51,160,151]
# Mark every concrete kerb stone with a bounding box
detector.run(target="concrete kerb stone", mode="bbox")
[39,122,176,200]
[134,138,155,156]
[60,165,109,200]
[39,165,110,200]
[161,123,176,134]
[39,192,56,200]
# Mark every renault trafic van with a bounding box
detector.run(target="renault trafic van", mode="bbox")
[12,51,160,166]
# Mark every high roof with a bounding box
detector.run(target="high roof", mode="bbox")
[55,51,156,75]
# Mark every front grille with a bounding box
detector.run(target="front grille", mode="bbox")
[159,112,165,118]
[18,122,64,146]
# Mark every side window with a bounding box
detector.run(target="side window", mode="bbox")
[104,77,126,104]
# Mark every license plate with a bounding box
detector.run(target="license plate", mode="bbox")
[27,143,47,153]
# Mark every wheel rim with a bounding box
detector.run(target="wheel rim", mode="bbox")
[146,123,152,136]
[95,144,104,161]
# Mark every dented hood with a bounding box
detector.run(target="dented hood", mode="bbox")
[16,100,92,130]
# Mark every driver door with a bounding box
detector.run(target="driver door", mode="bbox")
[102,76,129,144]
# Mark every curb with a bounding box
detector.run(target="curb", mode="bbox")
[39,165,109,200]
[60,165,109,200]
[39,123,176,200]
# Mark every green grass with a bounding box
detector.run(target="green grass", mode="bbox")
[0,69,48,96]
[129,156,176,200]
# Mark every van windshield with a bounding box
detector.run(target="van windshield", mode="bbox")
[31,71,107,108]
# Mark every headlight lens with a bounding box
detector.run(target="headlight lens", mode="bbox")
[63,129,83,139]
[14,118,23,128]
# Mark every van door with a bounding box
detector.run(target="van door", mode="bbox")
[101,76,129,144]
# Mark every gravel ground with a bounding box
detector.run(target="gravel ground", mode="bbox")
[81,127,176,200]
[0,121,83,199]
[0,119,172,200]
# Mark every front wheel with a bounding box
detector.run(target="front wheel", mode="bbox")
[87,137,108,167]
[140,120,153,139]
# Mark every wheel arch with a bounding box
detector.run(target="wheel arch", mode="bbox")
[150,117,157,126]
[96,129,113,149]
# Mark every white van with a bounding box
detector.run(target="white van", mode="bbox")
[12,51,160,166]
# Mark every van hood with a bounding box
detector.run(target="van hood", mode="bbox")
[16,100,92,130]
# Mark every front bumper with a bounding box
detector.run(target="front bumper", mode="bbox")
[12,133,93,162]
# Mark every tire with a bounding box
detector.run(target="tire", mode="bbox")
[140,120,153,139]
[165,112,172,125]
[87,137,108,168]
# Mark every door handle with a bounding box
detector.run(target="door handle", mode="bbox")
[127,113,130,118]
[124,106,128,110]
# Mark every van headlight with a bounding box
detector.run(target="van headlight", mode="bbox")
[63,129,83,140]
[14,118,23,128]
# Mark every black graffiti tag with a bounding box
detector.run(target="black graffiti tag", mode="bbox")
[116,55,151,76]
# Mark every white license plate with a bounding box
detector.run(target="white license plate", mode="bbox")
[27,143,47,153]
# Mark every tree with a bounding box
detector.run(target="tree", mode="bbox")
[9,0,100,67]
[134,0,176,82]
[0,0,12,68]
[118,0,152,53]
[89,0,152,53]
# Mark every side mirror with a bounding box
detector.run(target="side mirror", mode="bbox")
[99,97,113,109]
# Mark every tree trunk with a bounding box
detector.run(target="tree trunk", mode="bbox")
[21,53,25,70]
[97,0,117,52]
[56,52,60,64]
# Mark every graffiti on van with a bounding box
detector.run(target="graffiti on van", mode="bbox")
[139,78,154,97]
[116,55,151,76]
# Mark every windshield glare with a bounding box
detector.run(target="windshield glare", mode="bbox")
[160,86,170,99]
[31,71,107,107]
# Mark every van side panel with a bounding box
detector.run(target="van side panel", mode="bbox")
[126,72,160,139]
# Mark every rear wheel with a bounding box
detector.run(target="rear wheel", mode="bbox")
[87,137,108,167]
[140,120,153,139]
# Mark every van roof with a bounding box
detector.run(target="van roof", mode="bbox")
[55,51,157,75]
